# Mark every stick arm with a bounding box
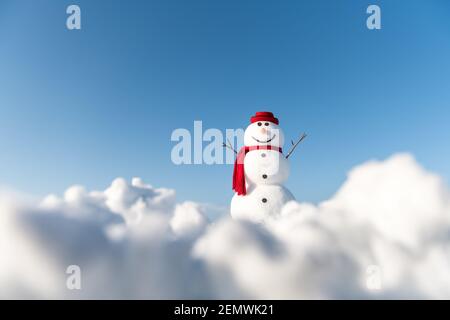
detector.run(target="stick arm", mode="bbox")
[222,138,238,154]
[285,133,307,159]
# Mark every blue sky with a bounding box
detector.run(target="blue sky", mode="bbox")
[0,0,449,205]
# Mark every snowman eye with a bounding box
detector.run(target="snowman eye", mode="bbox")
[257,122,262,126]
[264,122,269,126]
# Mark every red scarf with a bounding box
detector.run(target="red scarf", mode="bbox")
[232,145,283,196]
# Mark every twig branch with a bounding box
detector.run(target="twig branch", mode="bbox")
[222,139,238,154]
[285,133,307,159]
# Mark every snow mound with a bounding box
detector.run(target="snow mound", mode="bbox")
[1,153,449,299]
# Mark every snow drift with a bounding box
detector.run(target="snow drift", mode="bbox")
[1,153,450,299]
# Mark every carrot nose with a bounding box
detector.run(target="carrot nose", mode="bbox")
[260,127,268,134]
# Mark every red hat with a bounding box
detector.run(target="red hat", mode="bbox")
[250,111,279,125]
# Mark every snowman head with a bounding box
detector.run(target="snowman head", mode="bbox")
[244,112,285,147]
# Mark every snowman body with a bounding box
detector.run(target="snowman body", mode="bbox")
[231,184,294,223]
[230,116,295,222]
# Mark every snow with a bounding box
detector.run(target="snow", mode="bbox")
[1,153,450,299]
[231,185,295,222]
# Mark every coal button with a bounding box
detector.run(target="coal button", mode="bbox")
[262,174,268,179]
[261,153,266,158]
[262,198,267,203]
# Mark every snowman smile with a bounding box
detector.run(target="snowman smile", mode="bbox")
[252,134,276,144]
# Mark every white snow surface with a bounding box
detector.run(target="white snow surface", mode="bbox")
[1,153,450,299]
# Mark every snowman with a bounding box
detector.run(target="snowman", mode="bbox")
[229,111,306,223]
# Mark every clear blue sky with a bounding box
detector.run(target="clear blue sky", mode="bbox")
[1,0,449,205]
